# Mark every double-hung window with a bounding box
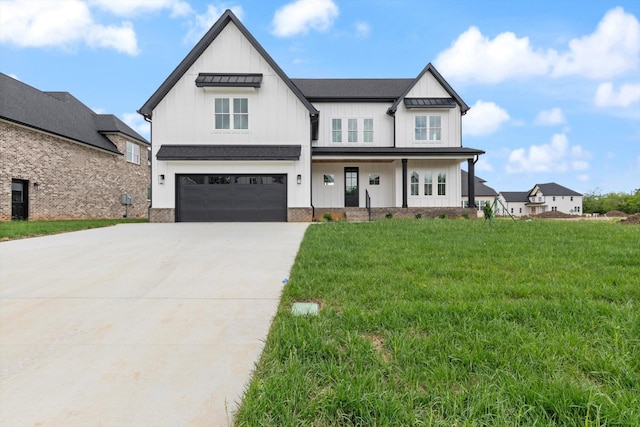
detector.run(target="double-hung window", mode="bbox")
[348,119,358,142]
[215,97,248,129]
[437,172,446,195]
[411,172,419,196]
[126,141,140,164]
[363,118,373,142]
[424,172,433,195]
[332,119,342,142]
[415,115,441,141]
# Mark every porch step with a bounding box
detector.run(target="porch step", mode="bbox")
[345,208,370,222]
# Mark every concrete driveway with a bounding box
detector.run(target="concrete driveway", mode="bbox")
[0,222,308,426]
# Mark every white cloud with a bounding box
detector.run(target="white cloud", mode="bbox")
[552,7,640,79]
[463,100,510,136]
[594,82,640,107]
[506,133,591,174]
[577,174,589,182]
[535,107,566,126]
[435,26,552,84]
[122,112,150,139]
[0,0,138,55]
[89,0,192,17]
[184,4,244,44]
[355,21,370,38]
[435,7,640,84]
[272,0,338,37]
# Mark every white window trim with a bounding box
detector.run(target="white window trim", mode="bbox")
[126,141,140,165]
[330,118,374,143]
[408,170,447,197]
[414,114,442,142]
[214,97,249,131]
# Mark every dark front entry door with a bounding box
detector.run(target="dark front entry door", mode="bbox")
[344,167,359,207]
[11,179,28,220]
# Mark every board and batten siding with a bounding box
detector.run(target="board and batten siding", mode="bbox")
[401,160,461,208]
[312,102,394,147]
[150,20,312,210]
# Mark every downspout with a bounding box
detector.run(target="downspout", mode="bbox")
[309,113,318,220]
[143,114,153,219]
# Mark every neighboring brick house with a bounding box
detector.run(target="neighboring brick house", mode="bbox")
[138,10,484,223]
[0,73,150,221]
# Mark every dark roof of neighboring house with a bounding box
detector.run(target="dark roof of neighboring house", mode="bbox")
[461,170,497,197]
[138,9,318,118]
[0,73,148,154]
[500,191,530,202]
[291,78,413,101]
[529,183,583,197]
[156,145,301,160]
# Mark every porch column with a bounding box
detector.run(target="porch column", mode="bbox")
[467,158,476,209]
[402,159,408,208]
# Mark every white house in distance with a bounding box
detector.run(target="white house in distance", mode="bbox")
[138,10,484,222]
[498,183,583,217]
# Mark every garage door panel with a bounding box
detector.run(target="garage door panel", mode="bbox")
[177,174,287,222]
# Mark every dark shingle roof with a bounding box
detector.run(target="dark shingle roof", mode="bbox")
[530,183,582,197]
[139,10,317,118]
[156,145,301,160]
[291,79,413,101]
[461,170,497,197]
[0,73,148,154]
[500,192,530,202]
[312,146,484,158]
[195,73,262,88]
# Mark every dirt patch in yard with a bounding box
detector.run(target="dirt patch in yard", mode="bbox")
[605,210,628,217]
[535,211,574,219]
[619,213,640,225]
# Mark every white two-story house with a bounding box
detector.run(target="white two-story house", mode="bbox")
[139,10,484,222]
[498,183,583,217]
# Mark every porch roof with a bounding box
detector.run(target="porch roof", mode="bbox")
[312,146,484,160]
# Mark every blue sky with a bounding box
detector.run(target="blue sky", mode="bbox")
[1,0,639,194]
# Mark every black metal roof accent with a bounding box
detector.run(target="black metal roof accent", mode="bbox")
[195,73,263,88]
[0,73,148,154]
[404,98,457,109]
[156,144,301,160]
[529,183,583,197]
[138,10,318,118]
[291,78,413,101]
[461,170,497,197]
[387,63,469,115]
[312,146,484,157]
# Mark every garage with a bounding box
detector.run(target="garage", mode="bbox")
[176,174,287,222]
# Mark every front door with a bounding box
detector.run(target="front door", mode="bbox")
[11,179,28,220]
[344,167,359,207]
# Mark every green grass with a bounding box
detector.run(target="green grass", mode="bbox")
[235,219,640,426]
[0,218,147,240]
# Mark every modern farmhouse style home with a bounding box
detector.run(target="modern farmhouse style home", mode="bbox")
[139,10,484,222]
[498,183,583,217]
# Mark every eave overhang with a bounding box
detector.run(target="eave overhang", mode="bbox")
[156,144,301,161]
[312,146,484,161]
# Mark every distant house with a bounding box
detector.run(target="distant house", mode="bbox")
[461,170,497,212]
[498,183,583,216]
[138,10,484,223]
[0,73,150,221]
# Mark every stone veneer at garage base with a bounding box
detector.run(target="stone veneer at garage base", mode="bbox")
[149,207,313,223]
[0,122,150,221]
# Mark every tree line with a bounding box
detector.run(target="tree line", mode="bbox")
[583,189,640,214]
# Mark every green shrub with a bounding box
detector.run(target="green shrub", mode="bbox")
[385,212,393,219]
[322,213,333,222]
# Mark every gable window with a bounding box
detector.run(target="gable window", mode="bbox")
[364,119,373,142]
[369,174,380,185]
[126,141,140,164]
[332,119,342,142]
[323,174,335,186]
[415,115,441,141]
[437,172,446,195]
[215,97,248,129]
[410,172,419,196]
[348,119,358,142]
[424,172,433,196]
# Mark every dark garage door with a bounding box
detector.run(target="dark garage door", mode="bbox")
[176,174,287,222]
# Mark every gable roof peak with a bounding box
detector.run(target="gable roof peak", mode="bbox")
[138,8,317,118]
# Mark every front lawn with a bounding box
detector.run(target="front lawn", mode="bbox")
[0,218,147,240]
[235,219,639,426]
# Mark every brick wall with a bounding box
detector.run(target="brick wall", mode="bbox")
[0,121,150,221]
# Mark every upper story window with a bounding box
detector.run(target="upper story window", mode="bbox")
[348,119,358,142]
[364,119,373,142]
[415,115,441,141]
[126,141,140,164]
[332,119,342,142]
[215,97,248,130]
